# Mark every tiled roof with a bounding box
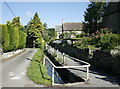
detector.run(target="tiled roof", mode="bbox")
[63,23,83,31]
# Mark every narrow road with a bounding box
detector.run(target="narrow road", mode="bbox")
[2,48,44,87]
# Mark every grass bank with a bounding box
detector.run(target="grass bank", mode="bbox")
[27,48,52,86]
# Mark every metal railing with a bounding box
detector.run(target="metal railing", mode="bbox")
[43,53,90,86]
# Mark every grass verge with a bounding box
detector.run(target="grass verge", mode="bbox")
[27,48,52,86]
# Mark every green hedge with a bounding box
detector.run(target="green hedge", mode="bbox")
[19,30,26,49]
[7,24,16,51]
[1,24,26,53]
[1,24,10,52]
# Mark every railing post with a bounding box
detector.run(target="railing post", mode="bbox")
[43,55,45,66]
[86,66,89,80]
[52,66,55,86]
[63,53,65,65]
[57,50,59,58]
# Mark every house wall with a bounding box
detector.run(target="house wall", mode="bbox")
[56,32,62,39]
[101,2,120,33]
[63,31,82,34]
[102,11,120,33]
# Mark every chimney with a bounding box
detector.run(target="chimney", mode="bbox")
[62,19,64,33]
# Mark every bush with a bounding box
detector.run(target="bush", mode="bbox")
[7,24,15,51]
[27,48,51,85]
[34,37,45,49]
[19,30,26,49]
[76,33,88,38]
[73,37,92,48]
[8,26,19,51]
[14,28,19,50]
[1,24,10,52]
[91,29,120,51]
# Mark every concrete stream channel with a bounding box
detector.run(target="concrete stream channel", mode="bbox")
[44,45,90,86]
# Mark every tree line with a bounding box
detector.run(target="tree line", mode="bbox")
[1,12,56,53]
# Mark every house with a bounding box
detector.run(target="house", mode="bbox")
[63,23,83,33]
[101,2,120,33]
[55,22,83,38]
[55,25,62,39]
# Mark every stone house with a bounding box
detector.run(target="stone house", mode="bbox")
[101,2,120,33]
[55,22,83,38]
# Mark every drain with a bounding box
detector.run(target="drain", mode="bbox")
[44,51,85,84]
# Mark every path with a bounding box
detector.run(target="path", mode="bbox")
[2,48,45,87]
[65,57,119,87]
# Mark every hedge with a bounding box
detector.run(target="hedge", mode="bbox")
[1,24,26,53]
[7,24,15,51]
[1,24,10,52]
[19,30,26,49]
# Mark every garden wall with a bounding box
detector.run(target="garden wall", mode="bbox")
[93,50,120,79]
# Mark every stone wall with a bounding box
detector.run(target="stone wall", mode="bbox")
[93,50,120,79]
[50,43,90,62]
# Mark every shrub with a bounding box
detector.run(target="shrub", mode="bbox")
[76,33,88,38]
[27,48,51,85]
[1,24,10,52]
[34,37,45,49]
[19,30,26,49]
[13,27,20,50]
[7,24,15,51]
[91,28,120,51]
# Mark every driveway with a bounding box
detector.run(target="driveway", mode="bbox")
[2,48,45,87]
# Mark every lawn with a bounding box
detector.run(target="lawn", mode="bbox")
[27,48,52,86]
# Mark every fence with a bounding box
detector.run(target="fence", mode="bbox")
[44,45,90,86]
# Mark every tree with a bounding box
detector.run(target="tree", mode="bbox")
[43,28,56,43]
[27,12,44,48]
[1,24,10,52]
[43,23,48,29]
[11,17,21,29]
[83,2,106,34]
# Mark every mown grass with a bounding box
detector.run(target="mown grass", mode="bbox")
[27,48,52,86]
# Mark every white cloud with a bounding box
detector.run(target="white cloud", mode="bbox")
[26,11,33,17]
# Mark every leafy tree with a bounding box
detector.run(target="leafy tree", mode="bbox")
[1,24,10,52]
[43,28,56,43]
[83,2,106,34]
[27,12,44,48]
[43,23,48,29]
